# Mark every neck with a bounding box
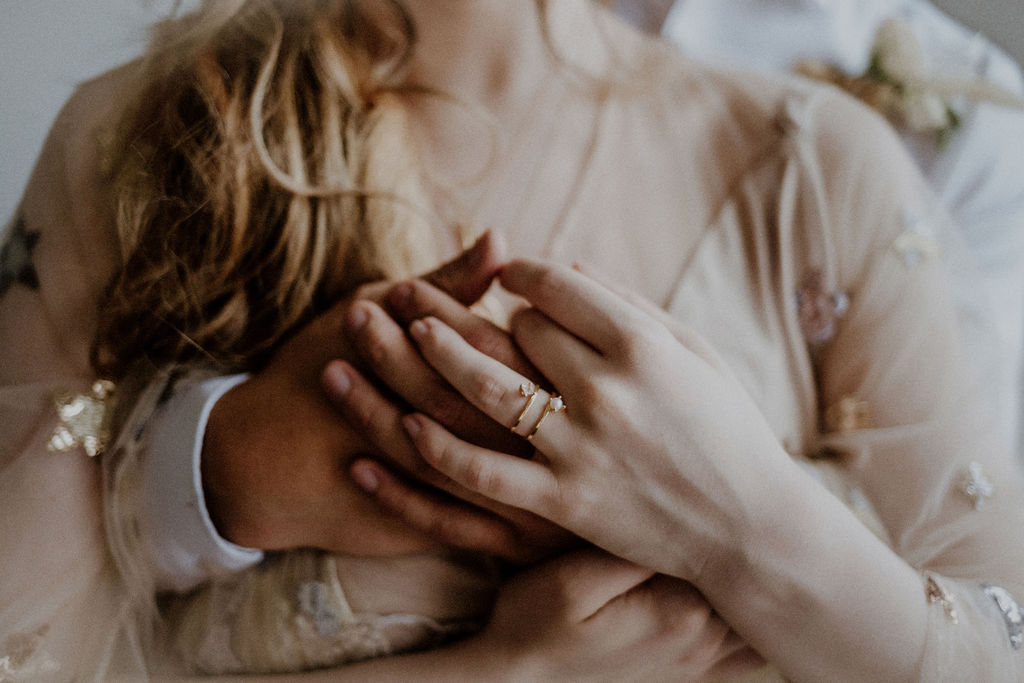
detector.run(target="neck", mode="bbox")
[402,0,609,107]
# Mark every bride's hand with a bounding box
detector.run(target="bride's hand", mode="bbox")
[328,266,715,563]
[383,259,792,582]
[455,549,764,682]
[326,275,578,563]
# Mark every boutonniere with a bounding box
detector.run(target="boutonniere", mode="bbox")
[796,18,1024,146]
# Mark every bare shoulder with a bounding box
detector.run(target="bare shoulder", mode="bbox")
[55,62,142,180]
[18,61,142,251]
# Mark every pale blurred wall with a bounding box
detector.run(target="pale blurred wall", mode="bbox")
[1,0,1022,225]
[933,0,1024,68]
[0,1,185,224]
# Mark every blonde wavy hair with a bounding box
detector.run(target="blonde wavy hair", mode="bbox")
[93,0,441,376]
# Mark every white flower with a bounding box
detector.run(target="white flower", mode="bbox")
[872,18,927,82]
[900,90,951,132]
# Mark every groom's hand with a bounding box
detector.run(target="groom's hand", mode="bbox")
[200,233,506,554]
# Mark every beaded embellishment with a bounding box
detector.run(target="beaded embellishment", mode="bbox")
[924,573,958,623]
[48,380,116,457]
[795,270,849,346]
[982,585,1023,650]
[960,461,995,510]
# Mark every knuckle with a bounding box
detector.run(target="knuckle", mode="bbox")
[353,280,386,303]
[669,601,713,637]
[360,331,393,369]
[349,403,378,435]
[406,280,442,317]
[462,326,504,358]
[573,379,605,412]
[468,371,509,411]
[461,454,489,491]
[532,268,563,303]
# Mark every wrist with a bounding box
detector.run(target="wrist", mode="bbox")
[436,636,527,682]
[696,456,927,682]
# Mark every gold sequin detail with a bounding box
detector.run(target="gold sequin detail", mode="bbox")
[925,573,959,624]
[48,380,116,457]
[825,396,873,433]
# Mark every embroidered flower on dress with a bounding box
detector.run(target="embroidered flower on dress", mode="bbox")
[825,396,873,433]
[924,573,959,624]
[297,581,342,637]
[0,626,59,682]
[982,584,1023,650]
[892,205,940,269]
[796,270,849,346]
[960,461,995,510]
[48,380,117,457]
[0,215,41,297]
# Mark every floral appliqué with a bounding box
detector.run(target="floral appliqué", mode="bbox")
[0,215,41,297]
[0,626,59,682]
[892,206,939,269]
[297,581,343,637]
[48,380,117,457]
[960,461,995,510]
[796,270,849,346]
[983,584,1023,650]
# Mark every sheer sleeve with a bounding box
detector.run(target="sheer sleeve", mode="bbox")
[803,92,1024,679]
[0,75,148,680]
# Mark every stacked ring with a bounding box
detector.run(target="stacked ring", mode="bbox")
[510,382,538,432]
[527,395,566,441]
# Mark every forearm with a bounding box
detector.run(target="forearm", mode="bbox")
[697,458,927,683]
[149,636,517,683]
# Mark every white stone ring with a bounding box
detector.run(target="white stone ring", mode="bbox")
[509,382,539,432]
[526,394,566,441]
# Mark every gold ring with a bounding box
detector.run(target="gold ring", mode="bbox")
[510,382,538,432]
[527,395,566,441]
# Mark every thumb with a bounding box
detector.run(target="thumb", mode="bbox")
[422,230,506,305]
[534,549,655,622]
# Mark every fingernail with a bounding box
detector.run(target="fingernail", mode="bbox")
[344,305,368,334]
[351,462,380,493]
[402,414,423,438]
[324,362,351,396]
[389,282,413,316]
[409,319,429,341]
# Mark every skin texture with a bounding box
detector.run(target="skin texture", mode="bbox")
[333,261,733,562]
